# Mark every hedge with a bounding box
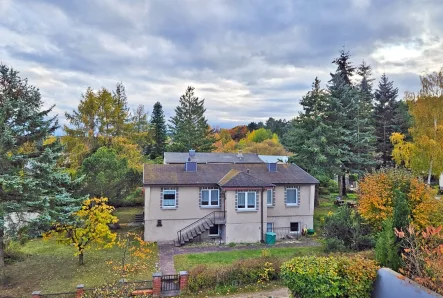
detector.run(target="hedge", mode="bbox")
[281,255,378,298]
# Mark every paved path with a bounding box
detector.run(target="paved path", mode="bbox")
[158,239,320,274]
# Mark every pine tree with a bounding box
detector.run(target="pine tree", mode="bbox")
[374,74,400,167]
[169,86,215,152]
[150,102,167,158]
[112,82,131,137]
[331,49,356,85]
[0,64,84,282]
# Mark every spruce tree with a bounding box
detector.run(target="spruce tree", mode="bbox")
[0,64,84,282]
[374,74,401,167]
[169,86,215,152]
[331,49,356,85]
[150,102,167,158]
[112,82,131,137]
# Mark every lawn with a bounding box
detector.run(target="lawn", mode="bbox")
[2,214,156,298]
[113,206,143,224]
[174,245,324,271]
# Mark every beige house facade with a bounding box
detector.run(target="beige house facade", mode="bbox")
[143,154,318,245]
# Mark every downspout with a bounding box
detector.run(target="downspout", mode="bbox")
[260,187,264,243]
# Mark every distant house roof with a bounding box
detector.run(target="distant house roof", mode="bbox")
[164,152,263,164]
[258,155,289,163]
[218,169,274,188]
[143,163,319,186]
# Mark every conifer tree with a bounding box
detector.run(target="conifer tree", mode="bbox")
[331,49,356,85]
[112,82,131,137]
[374,74,402,167]
[150,102,167,158]
[0,64,84,282]
[169,86,215,152]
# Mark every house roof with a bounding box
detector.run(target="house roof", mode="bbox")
[258,155,289,163]
[218,169,274,188]
[163,152,263,164]
[143,163,319,186]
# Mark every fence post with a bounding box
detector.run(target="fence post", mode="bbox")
[76,284,84,298]
[152,272,162,297]
[31,291,41,298]
[179,271,189,293]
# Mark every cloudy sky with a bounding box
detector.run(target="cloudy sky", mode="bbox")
[1,0,442,130]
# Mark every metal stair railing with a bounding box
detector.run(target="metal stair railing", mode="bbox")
[177,211,225,245]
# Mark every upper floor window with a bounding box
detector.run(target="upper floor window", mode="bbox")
[267,189,273,206]
[237,191,256,210]
[286,187,299,206]
[201,189,220,207]
[162,189,177,208]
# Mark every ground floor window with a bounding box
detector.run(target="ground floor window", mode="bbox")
[266,222,273,232]
[162,189,177,208]
[290,222,299,233]
[209,224,220,236]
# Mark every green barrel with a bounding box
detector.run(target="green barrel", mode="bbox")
[265,232,276,245]
[307,229,315,235]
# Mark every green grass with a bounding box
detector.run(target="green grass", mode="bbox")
[3,231,158,298]
[113,207,143,223]
[174,246,324,271]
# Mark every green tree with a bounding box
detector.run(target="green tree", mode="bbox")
[111,82,131,137]
[169,86,215,152]
[331,49,356,85]
[375,218,402,270]
[0,64,83,282]
[130,104,151,153]
[79,147,139,206]
[150,102,167,158]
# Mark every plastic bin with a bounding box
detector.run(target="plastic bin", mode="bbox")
[265,232,276,245]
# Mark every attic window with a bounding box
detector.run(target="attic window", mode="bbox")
[185,161,197,172]
[267,163,277,172]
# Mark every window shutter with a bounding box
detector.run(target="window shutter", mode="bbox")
[297,187,300,206]
[256,191,259,211]
[160,188,164,209]
[235,191,238,211]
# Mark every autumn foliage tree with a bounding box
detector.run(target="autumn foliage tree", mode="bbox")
[358,168,443,230]
[45,197,118,265]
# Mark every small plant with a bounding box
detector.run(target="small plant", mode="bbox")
[228,242,236,247]
[261,248,271,257]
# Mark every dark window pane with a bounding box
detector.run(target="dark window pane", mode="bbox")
[209,224,219,235]
[290,222,299,232]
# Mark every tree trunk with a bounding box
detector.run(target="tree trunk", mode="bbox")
[427,160,433,185]
[314,184,320,207]
[342,175,347,197]
[338,175,343,197]
[0,227,5,285]
[78,251,84,265]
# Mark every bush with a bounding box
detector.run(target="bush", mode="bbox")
[116,188,144,207]
[375,218,402,270]
[323,207,374,252]
[188,257,282,293]
[317,175,338,195]
[281,256,378,298]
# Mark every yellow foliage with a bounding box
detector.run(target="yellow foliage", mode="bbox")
[44,197,118,264]
[110,137,144,172]
[390,133,414,168]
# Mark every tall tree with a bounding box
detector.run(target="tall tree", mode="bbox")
[331,49,356,85]
[391,68,443,184]
[374,74,402,167]
[0,64,83,282]
[169,86,215,152]
[150,102,167,158]
[112,82,131,137]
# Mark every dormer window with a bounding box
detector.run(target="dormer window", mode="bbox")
[267,163,277,172]
[185,161,197,172]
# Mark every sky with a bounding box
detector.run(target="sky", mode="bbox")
[1,0,443,130]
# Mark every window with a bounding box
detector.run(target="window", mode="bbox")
[201,189,220,207]
[290,222,299,233]
[237,191,256,210]
[209,224,219,236]
[286,188,299,206]
[267,189,273,206]
[162,189,177,208]
[266,222,273,232]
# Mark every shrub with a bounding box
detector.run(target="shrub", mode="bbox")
[375,218,402,270]
[323,207,374,252]
[117,188,144,207]
[281,256,378,298]
[188,257,281,293]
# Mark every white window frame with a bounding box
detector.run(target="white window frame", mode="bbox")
[266,222,274,232]
[201,189,220,208]
[209,224,220,236]
[162,189,177,209]
[290,222,300,233]
[286,187,299,206]
[266,189,273,206]
[237,191,257,211]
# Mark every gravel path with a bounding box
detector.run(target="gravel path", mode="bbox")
[158,238,320,274]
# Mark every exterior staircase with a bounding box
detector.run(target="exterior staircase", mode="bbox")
[174,211,226,246]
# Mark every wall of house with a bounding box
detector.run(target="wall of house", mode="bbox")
[144,186,224,243]
[224,189,267,243]
[266,184,315,230]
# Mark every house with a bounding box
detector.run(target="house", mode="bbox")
[143,152,318,245]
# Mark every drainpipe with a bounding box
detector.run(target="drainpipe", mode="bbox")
[260,187,264,243]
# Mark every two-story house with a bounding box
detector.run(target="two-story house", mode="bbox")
[143,152,318,245]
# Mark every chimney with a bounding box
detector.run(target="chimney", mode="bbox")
[247,169,250,174]
[189,149,196,157]
[185,161,197,172]
[267,163,277,172]
[237,150,243,159]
